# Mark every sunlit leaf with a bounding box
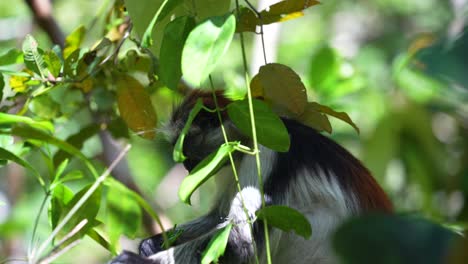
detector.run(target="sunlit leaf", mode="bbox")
[179,142,238,205]
[201,223,233,264]
[0,48,23,66]
[141,0,171,48]
[22,35,48,78]
[160,16,196,90]
[9,73,30,93]
[0,146,45,188]
[64,25,86,59]
[298,103,332,133]
[227,99,290,152]
[262,0,320,24]
[308,102,360,134]
[182,14,236,87]
[106,178,142,246]
[125,0,230,54]
[256,205,312,239]
[0,112,53,132]
[253,63,308,115]
[54,159,69,180]
[116,75,157,139]
[237,0,320,32]
[173,99,204,162]
[4,125,98,178]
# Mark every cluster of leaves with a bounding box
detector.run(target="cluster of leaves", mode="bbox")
[0,0,391,263]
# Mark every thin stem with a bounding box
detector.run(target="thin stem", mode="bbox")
[32,144,132,262]
[234,1,272,263]
[208,76,259,264]
[28,193,50,257]
[244,0,267,64]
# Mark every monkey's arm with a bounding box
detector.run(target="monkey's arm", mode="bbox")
[139,210,221,257]
[111,187,263,264]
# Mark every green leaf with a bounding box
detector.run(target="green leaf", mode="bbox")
[64,25,86,59]
[50,170,84,190]
[29,94,60,119]
[173,99,204,162]
[116,75,158,139]
[182,14,236,87]
[52,124,100,167]
[0,112,53,132]
[256,205,312,239]
[252,63,308,116]
[0,48,23,66]
[179,142,238,205]
[308,102,360,134]
[44,49,62,78]
[4,125,98,178]
[201,223,233,264]
[227,99,290,152]
[22,35,48,78]
[0,69,31,77]
[63,49,80,78]
[141,0,171,48]
[56,184,102,241]
[54,159,69,180]
[106,178,142,246]
[0,146,45,188]
[160,16,196,90]
[88,227,115,254]
[0,74,4,101]
[49,184,74,229]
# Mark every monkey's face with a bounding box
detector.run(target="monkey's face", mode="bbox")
[165,91,237,172]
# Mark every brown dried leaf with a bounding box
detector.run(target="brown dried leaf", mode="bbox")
[255,63,307,115]
[116,75,157,139]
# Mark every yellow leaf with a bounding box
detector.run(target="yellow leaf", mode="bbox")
[64,25,86,59]
[9,75,30,93]
[116,75,158,139]
[255,63,308,115]
[236,0,320,32]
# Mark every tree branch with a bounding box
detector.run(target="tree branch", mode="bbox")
[24,0,65,47]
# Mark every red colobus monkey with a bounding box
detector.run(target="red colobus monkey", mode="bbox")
[110,91,392,264]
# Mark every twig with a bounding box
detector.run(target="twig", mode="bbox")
[36,220,88,264]
[32,144,132,262]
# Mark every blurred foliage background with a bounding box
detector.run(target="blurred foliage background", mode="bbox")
[0,0,467,263]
